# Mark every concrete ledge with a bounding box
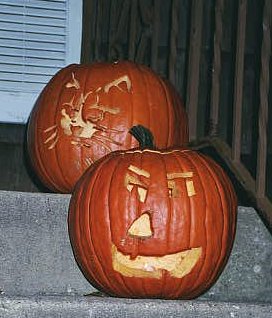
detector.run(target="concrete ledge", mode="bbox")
[0,190,271,303]
[0,295,271,318]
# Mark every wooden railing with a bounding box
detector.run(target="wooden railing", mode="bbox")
[81,0,272,230]
[195,0,272,230]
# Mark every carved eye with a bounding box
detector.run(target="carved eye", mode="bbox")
[167,172,196,198]
[128,213,153,238]
[167,180,179,198]
[124,165,150,203]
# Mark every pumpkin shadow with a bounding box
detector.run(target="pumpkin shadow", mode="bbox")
[23,119,53,193]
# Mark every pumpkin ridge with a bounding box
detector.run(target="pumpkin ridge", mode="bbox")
[37,66,74,191]
[158,152,174,297]
[125,62,135,149]
[79,66,90,178]
[72,173,103,290]
[71,157,106,292]
[156,74,171,147]
[53,66,80,191]
[107,155,136,296]
[169,151,199,297]
[196,154,236,294]
[176,151,209,297]
[197,155,228,266]
[86,157,124,295]
[189,151,222,297]
[183,152,225,297]
[140,65,153,146]
[138,152,152,297]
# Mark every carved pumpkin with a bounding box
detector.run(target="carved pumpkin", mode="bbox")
[27,61,188,193]
[68,126,237,299]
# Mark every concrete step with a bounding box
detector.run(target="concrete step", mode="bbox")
[0,190,272,304]
[0,295,271,318]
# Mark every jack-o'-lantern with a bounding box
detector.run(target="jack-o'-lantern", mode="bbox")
[68,126,237,299]
[27,61,188,193]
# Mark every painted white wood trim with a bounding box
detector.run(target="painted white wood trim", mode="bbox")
[0,0,82,124]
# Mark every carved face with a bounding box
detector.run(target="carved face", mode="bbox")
[68,149,237,299]
[112,164,202,279]
[27,61,188,193]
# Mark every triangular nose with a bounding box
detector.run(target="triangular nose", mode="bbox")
[128,213,152,238]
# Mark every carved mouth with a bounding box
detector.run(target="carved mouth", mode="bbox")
[112,245,202,279]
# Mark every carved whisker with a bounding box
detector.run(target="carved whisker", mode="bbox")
[98,134,123,146]
[48,136,59,150]
[66,72,80,89]
[44,131,58,144]
[44,125,57,133]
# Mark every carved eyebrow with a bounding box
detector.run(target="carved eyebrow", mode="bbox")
[167,172,193,179]
[167,172,196,197]
[124,173,147,189]
[128,165,150,178]
[103,75,132,93]
[124,173,148,203]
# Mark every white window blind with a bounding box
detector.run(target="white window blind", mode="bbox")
[0,0,82,123]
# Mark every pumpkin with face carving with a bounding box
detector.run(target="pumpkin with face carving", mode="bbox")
[27,61,188,193]
[68,126,237,299]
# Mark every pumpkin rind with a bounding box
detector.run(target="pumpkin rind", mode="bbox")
[27,61,188,192]
[68,148,237,299]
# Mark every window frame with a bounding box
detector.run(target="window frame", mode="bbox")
[0,0,83,124]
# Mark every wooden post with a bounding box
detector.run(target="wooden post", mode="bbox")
[232,0,247,162]
[209,0,224,137]
[81,0,96,62]
[186,0,204,141]
[168,0,179,84]
[151,0,160,72]
[256,0,272,198]
[94,0,103,60]
[129,0,138,60]
[108,0,118,60]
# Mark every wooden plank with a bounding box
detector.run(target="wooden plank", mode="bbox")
[94,0,103,60]
[186,0,204,141]
[209,0,224,136]
[108,0,118,60]
[168,0,179,84]
[256,0,272,198]
[108,0,131,61]
[135,0,153,63]
[232,0,247,162]
[151,0,160,71]
[81,0,97,62]
[129,0,138,60]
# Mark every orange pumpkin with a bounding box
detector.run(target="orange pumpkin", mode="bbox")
[27,61,188,192]
[68,126,237,299]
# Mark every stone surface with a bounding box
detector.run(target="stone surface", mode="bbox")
[0,191,90,296]
[0,295,271,318]
[0,190,272,304]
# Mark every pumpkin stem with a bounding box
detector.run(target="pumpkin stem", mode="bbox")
[129,125,156,150]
